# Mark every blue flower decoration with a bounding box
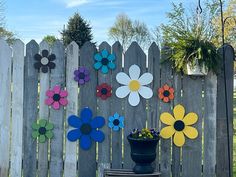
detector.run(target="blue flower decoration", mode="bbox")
[67,107,105,150]
[108,113,124,131]
[93,49,116,74]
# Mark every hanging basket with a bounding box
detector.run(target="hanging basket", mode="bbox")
[186,60,208,76]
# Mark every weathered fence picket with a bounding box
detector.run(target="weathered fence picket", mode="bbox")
[0,39,234,177]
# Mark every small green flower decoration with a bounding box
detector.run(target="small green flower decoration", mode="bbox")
[32,119,54,143]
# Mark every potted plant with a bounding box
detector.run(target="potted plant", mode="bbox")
[127,128,160,174]
[160,3,221,75]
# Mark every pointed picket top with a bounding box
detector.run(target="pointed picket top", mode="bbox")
[81,41,96,51]
[66,41,79,58]
[112,41,122,50]
[39,40,50,50]
[26,40,39,50]
[52,39,64,49]
[99,41,111,52]
[125,41,145,58]
[0,38,11,52]
[13,39,24,49]
[149,42,160,53]
[67,41,79,49]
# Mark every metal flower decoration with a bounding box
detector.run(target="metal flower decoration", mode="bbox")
[34,49,56,73]
[158,84,174,103]
[96,83,112,100]
[108,113,124,131]
[74,67,90,85]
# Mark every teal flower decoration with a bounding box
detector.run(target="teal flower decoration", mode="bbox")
[93,49,116,74]
[108,113,124,131]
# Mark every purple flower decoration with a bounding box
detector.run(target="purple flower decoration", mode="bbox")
[74,67,90,85]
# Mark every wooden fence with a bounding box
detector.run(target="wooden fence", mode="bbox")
[0,38,234,177]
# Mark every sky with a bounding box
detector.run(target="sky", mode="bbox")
[4,0,207,44]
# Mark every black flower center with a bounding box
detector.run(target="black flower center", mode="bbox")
[53,94,61,101]
[174,120,185,131]
[101,88,108,95]
[113,119,120,126]
[80,124,92,135]
[163,90,170,97]
[78,73,85,79]
[38,127,47,135]
[101,58,109,65]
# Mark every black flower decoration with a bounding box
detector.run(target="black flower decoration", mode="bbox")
[34,50,56,73]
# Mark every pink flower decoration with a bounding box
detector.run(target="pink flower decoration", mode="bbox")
[45,85,68,110]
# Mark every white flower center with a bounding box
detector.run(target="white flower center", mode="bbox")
[41,57,49,65]
[129,80,140,91]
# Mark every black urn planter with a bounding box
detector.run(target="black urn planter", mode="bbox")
[127,135,160,174]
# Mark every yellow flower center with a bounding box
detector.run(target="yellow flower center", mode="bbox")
[129,80,140,91]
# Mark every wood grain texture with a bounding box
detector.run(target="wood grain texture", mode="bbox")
[0,39,12,177]
[216,45,234,177]
[111,41,123,169]
[23,40,39,177]
[123,42,147,169]
[171,72,182,177]
[10,39,25,177]
[78,41,97,177]
[38,40,50,177]
[64,42,79,177]
[203,72,217,177]
[147,42,160,171]
[182,76,203,177]
[97,42,112,177]
[49,40,65,177]
[159,54,172,177]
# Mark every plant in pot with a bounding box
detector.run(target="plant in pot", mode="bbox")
[160,3,221,75]
[127,128,160,174]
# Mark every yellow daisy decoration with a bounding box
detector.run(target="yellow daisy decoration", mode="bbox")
[160,104,198,147]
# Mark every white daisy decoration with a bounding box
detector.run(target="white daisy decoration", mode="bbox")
[116,64,153,106]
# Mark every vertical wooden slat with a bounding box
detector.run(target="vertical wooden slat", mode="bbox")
[203,72,217,177]
[10,39,25,177]
[172,72,182,177]
[38,40,50,177]
[98,42,112,177]
[23,40,39,177]
[49,40,65,177]
[148,42,160,171]
[159,57,172,177]
[123,42,146,169]
[64,41,79,177]
[182,76,203,177]
[216,45,234,177]
[0,39,12,177]
[78,41,97,177]
[111,41,123,169]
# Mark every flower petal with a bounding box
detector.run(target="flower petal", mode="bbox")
[169,88,174,94]
[108,62,116,70]
[41,66,48,73]
[169,94,174,100]
[118,116,124,122]
[94,62,102,70]
[46,131,53,139]
[60,90,68,97]
[32,122,40,130]
[116,86,130,98]
[158,88,164,93]
[114,113,119,118]
[128,91,140,106]
[160,113,175,125]
[45,98,54,105]
[80,108,93,123]
[42,50,49,57]
[39,135,46,143]
[59,98,68,106]
[32,131,39,138]
[138,86,153,99]
[52,101,60,110]
[101,50,109,58]
[113,126,119,131]
[183,126,198,139]
[45,122,54,130]
[183,113,198,125]
[138,73,153,85]
[160,126,175,139]
[39,119,47,127]
[48,54,56,61]
[108,54,115,61]
[173,104,185,120]
[116,72,130,85]
[80,135,92,150]
[158,93,164,99]
[53,85,61,94]
[79,79,85,85]
[90,130,105,142]
[163,84,170,90]
[67,129,82,141]
[90,116,105,128]
[34,54,42,61]
[129,65,140,80]
[68,115,83,128]
[101,65,109,74]
[34,62,41,69]
[108,122,114,128]
[46,90,54,97]
[94,53,102,61]
[119,121,124,128]
[48,62,56,69]
[163,97,169,103]
[109,116,115,122]
[173,131,185,147]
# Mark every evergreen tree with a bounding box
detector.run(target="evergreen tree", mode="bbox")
[61,13,93,48]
